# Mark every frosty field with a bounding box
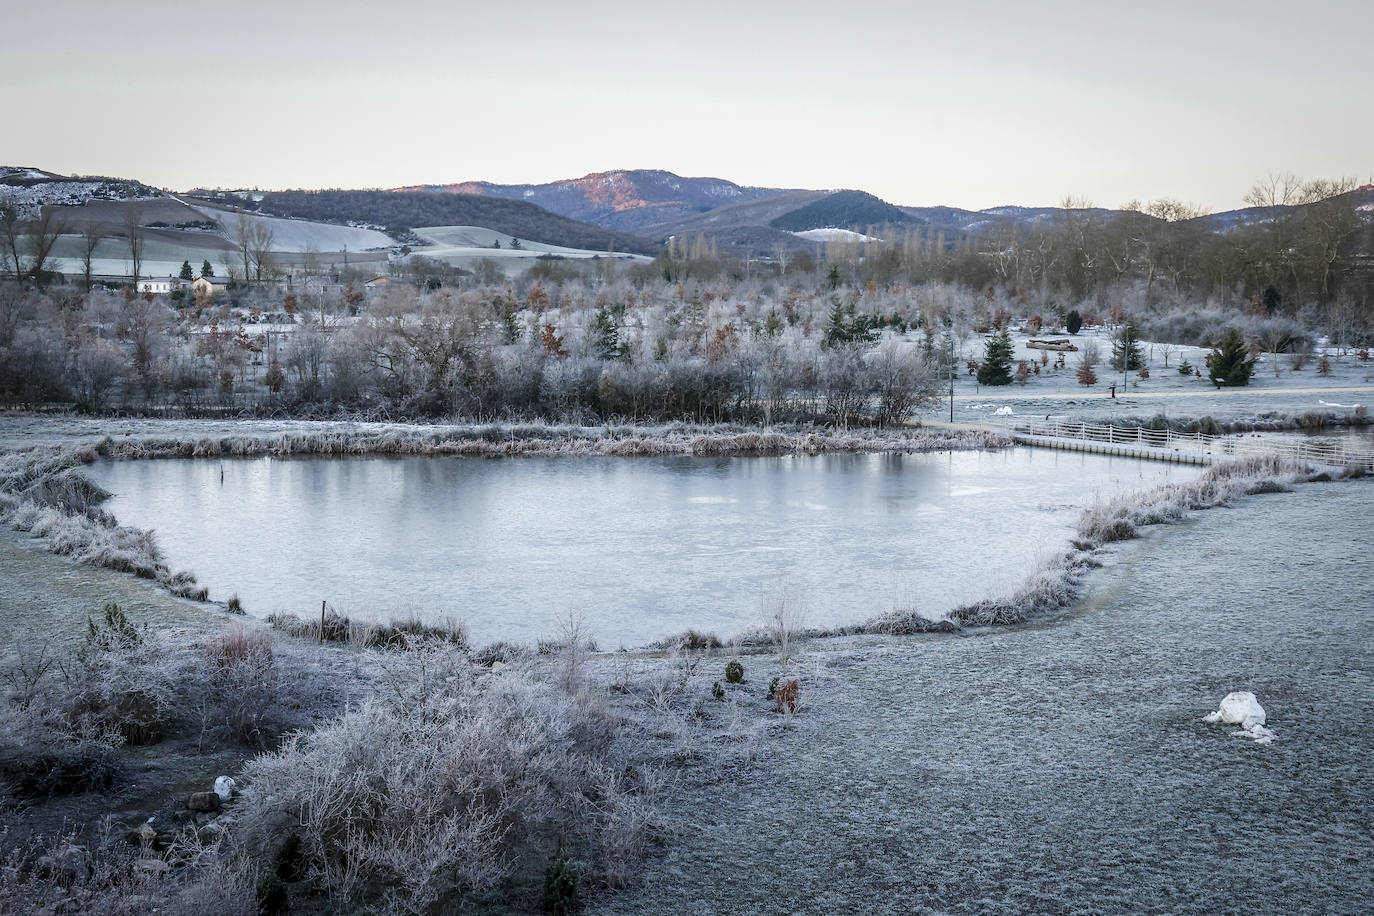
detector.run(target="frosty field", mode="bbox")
[594,481,1374,915]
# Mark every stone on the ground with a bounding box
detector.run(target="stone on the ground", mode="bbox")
[187,791,221,812]
[213,775,236,801]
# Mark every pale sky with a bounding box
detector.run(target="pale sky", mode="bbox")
[3,0,1370,212]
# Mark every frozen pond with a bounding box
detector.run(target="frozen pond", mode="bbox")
[89,449,1197,647]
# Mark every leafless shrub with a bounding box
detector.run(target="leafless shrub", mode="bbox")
[761,588,807,663]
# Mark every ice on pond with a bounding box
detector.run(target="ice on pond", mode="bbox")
[1203,691,1275,744]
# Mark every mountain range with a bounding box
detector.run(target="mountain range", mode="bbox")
[8,165,1373,263]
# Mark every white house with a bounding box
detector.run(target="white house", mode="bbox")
[138,276,184,295]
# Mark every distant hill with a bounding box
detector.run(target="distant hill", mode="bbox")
[0,167,166,218]
[252,189,661,256]
[769,190,914,232]
[395,170,794,235]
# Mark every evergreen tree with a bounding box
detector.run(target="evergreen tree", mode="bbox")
[591,306,626,360]
[179,260,193,280]
[1066,309,1083,335]
[510,237,522,250]
[977,328,1014,386]
[201,259,214,278]
[1177,358,1194,376]
[1209,327,1254,387]
[1111,321,1143,371]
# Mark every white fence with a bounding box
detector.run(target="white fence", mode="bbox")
[994,417,1374,472]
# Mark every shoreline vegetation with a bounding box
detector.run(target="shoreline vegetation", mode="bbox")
[1,420,1368,914]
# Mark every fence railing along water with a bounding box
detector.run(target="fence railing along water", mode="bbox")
[992,417,1374,472]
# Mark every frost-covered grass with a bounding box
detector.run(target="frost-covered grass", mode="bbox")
[265,606,469,650]
[87,423,1008,461]
[0,445,208,600]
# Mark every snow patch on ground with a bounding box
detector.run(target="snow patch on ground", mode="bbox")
[1203,691,1275,744]
[791,228,883,244]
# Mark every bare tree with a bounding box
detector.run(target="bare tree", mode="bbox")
[0,198,25,278]
[233,213,277,283]
[248,220,277,283]
[80,219,108,292]
[123,202,145,285]
[24,206,69,287]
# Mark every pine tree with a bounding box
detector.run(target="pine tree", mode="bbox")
[1209,327,1254,387]
[201,259,214,278]
[1076,361,1098,386]
[1111,321,1143,371]
[977,328,1014,386]
[591,307,625,360]
[1177,359,1193,376]
[179,260,193,280]
[1066,309,1083,335]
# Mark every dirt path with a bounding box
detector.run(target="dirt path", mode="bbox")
[593,482,1374,915]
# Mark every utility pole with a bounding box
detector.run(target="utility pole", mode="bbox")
[949,333,955,422]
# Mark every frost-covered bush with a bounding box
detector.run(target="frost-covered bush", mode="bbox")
[231,643,654,914]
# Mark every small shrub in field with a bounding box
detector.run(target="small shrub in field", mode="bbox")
[724,660,744,684]
[768,676,780,699]
[1318,355,1332,376]
[542,847,579,916]
[82,603,142,655]
[774,678,800,714]
[1137,366,1149,380]
[207,627,272,667]
[667,629,722,650]
[226,594,243,614]
[711,681,725,701]
[1178,359,1194,376]
[1076,362,1098,386]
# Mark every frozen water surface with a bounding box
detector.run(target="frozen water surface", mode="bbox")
[87,449,1194,646]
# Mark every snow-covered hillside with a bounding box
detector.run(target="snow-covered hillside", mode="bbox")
[185,202,395,253]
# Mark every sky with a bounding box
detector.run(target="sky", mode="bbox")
[2,0,1371,213]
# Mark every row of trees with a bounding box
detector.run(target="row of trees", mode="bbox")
[0,279,946,425]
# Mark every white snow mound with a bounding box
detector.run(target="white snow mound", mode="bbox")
[994,406,1015,416]
[1203,691,1275,744]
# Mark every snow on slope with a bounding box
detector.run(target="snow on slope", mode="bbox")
[184,201,394,253]
[791,228,884,243]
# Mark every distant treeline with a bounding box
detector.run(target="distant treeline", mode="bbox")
[256,190,662,256]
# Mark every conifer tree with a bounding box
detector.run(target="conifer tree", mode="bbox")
[201,259,214,278]
[179,260,193,280]
[977,328,1014,386]
[1066,309,1083,335]
[591,307,625,361]
[1209,327,1254,386]
[1111,321,1143,371]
